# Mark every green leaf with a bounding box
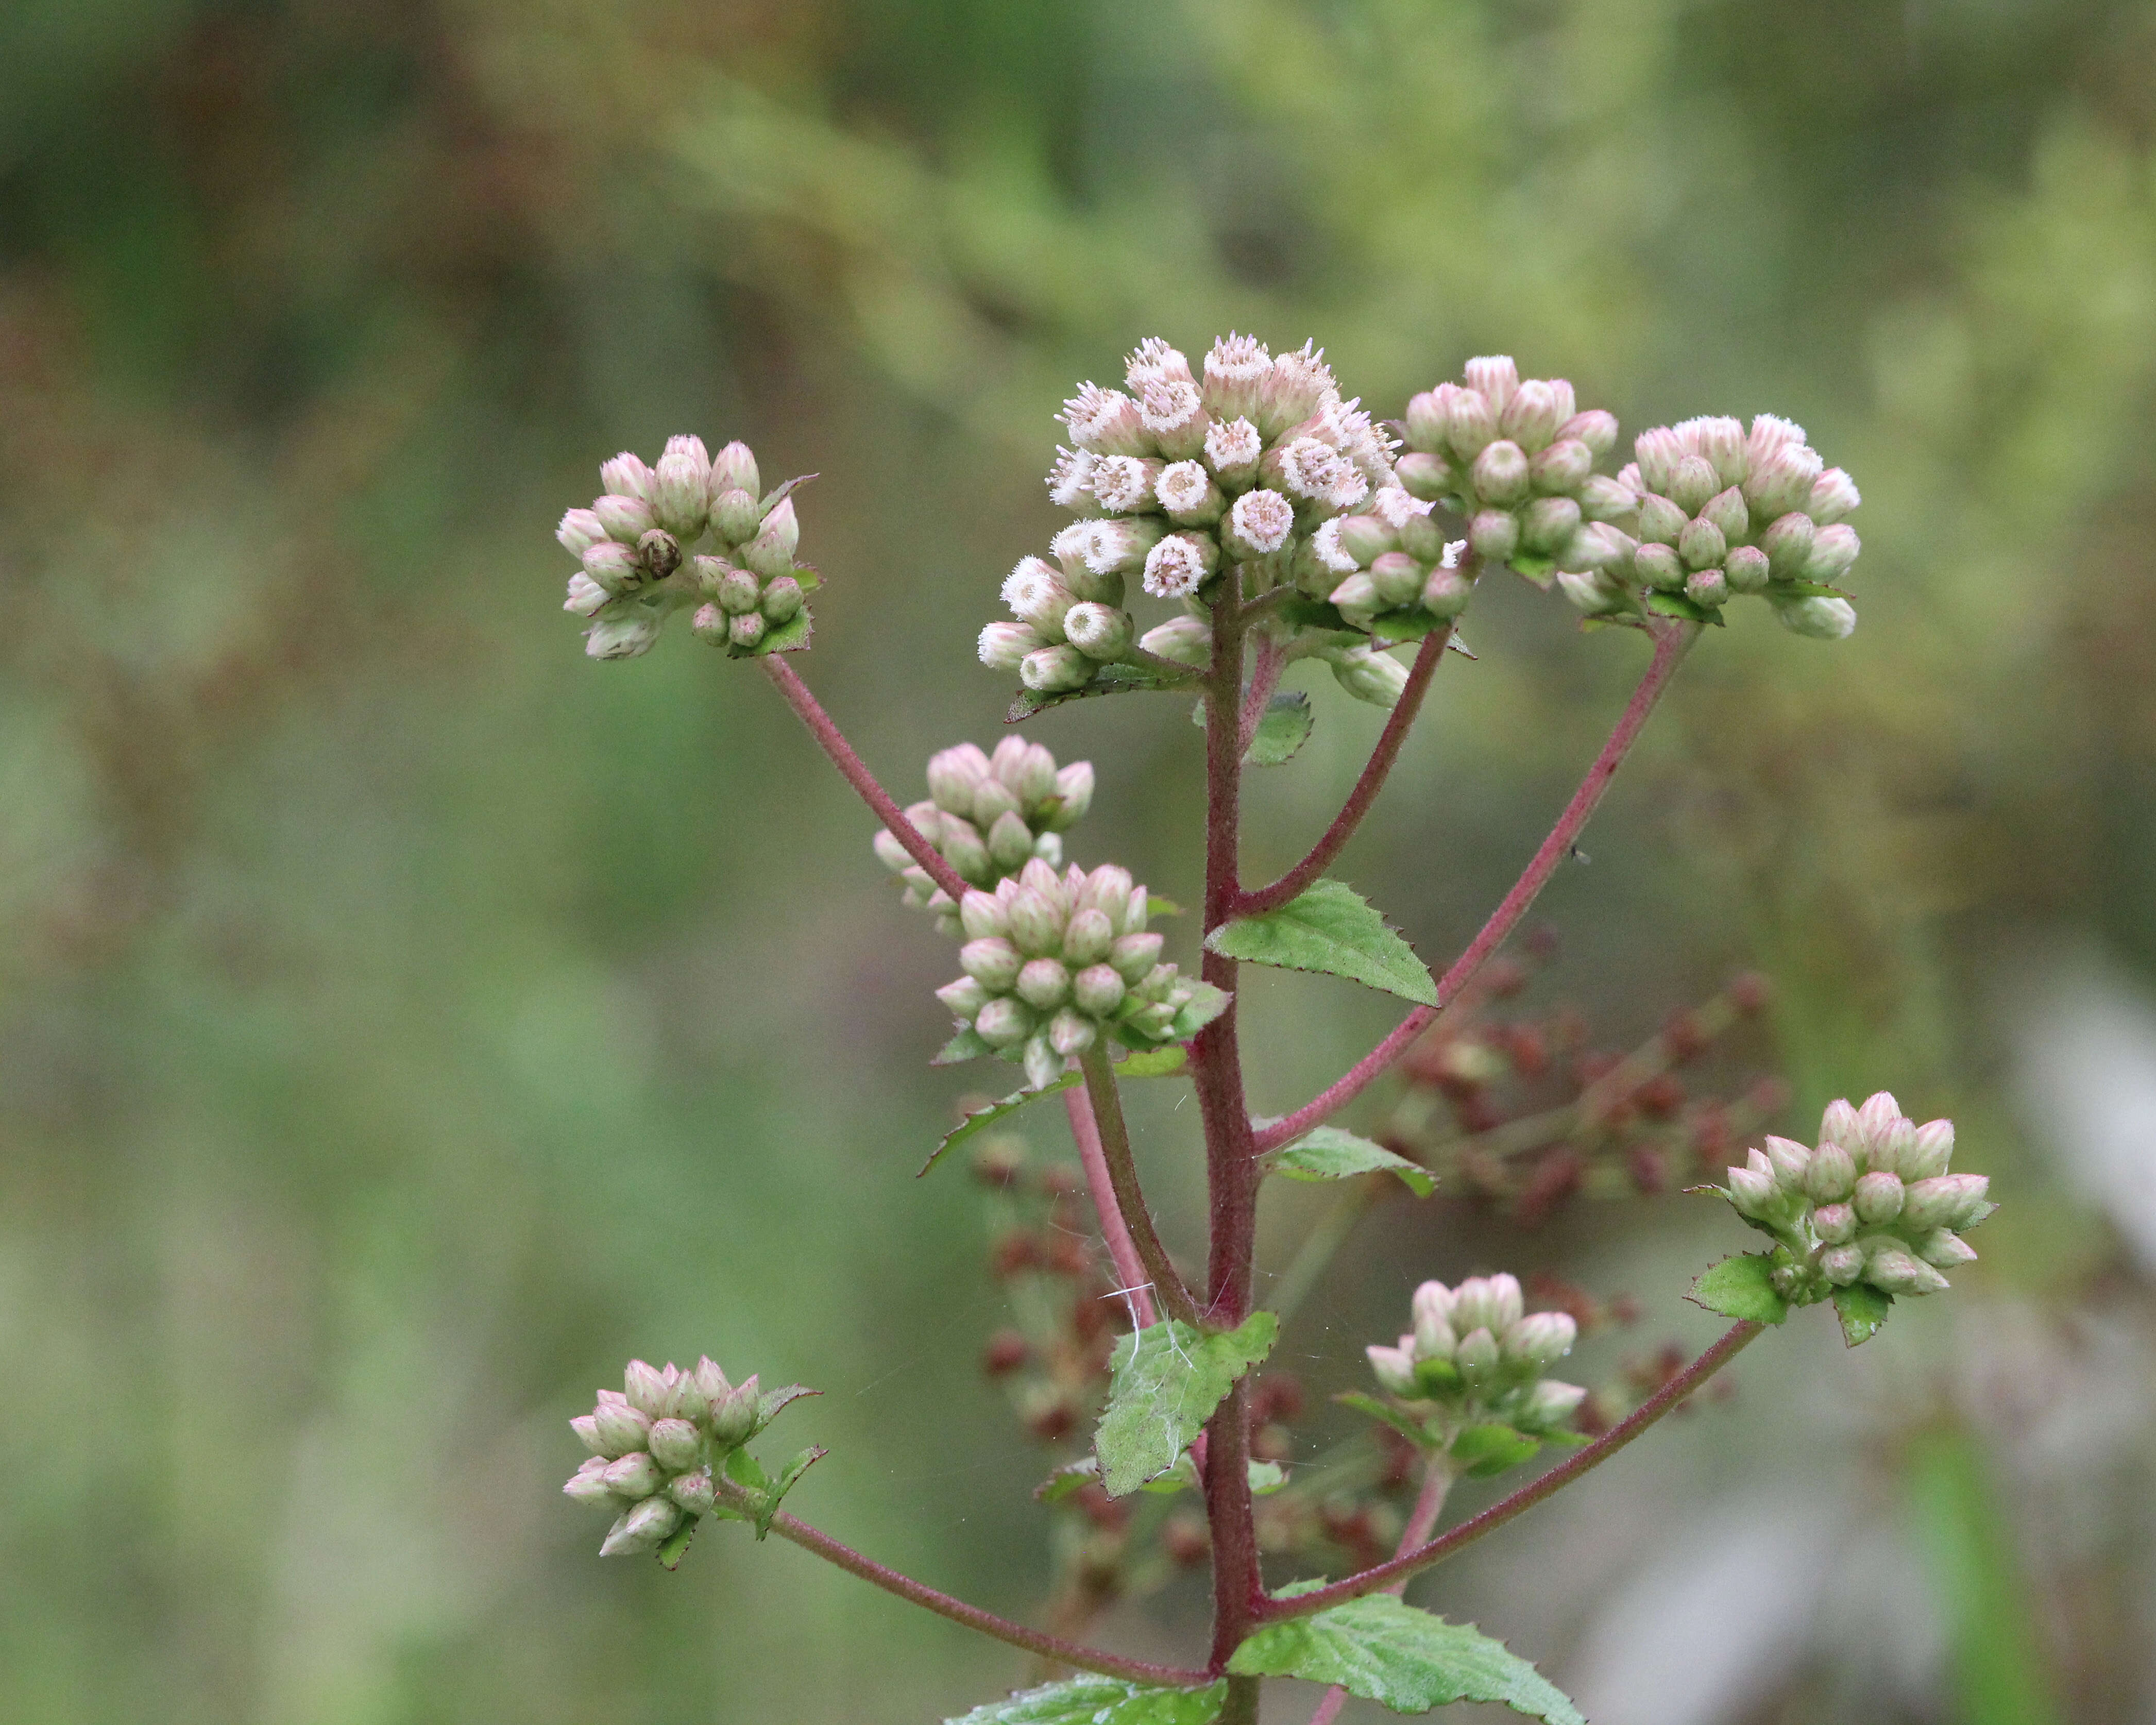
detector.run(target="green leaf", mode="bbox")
[1192,690,1316,767]
[1206,878,1437,1007]
[1168,980,1232,1040]
[1096,1312,1279,1496]
[1334,1391,1438,1449]
[723,1445,768,1493]
[931,1027,994,1066]
[1449,1424,1541,1478]
[655,1515,699,1570]
[755,1383,819,1427]
[754,1445,825,1537]
[920,1045,1189,1175]
[1832,1280,1893,1347]
[1369,610,1450,642]
[1034,1456,1101,1502]
[1508,552,1558,586]
[1688,1253,1791,1324]
[730,606,814,657]
[757,472,817,514]
[1008,661,1198,723]
[1265,1126,1435,1197]
[1776,578,1854,599]
[1228,1596,1585,1724]
[945,1678,1228,1725]
[1645,591,1726,627]
[1247,1459,1288,1495]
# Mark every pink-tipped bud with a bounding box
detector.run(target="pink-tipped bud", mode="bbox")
[1468,509,1519,565]
[978,621,1042,671]
[1681,416,1748,486]
[1073,963,1126,1017]
[1395,450,1454,501]
[1225,489,1295,558]
[600,451,654,501]
[711,486,761,544]
[1061,382,1148,456]
[651,450,712,539]
[1520,495,1583,555]
[960,937,1024,991]
[1201,334,1272,422]
[1686,568,1729,608]
[709,441,758,497]
[974,997,1035,1050]
[1048,1007,1097,1056]
[1064,602,1133,662]
[1139,615,1212,668]
[1453,1326,1501,1385]
[1633,543,1684,590]
[1110,931,1165,981]
[1804,523,1860,582]
[740,497,799,579]
[1727,1161,1779,1217]
[648,1417,703,1472]
[1907,1120,1955,1180]
[594,493,656,544]
[1410,1280,1455,1354]
[1853,1169,1906,1224]
[1203,415,1264,485]
[1463,356,1520,413]
[565,572,612,617]
[1142,531,1218,599]
[936,976,991,1018]
[1678,515,1727,572]
[1763,1135,1813,1189]
[1091,454,1166,514]
[1667,455,1719,515]
[1724,545,1771,594]
[1772,594,1857,639]
[1502,1310,1577,1371]
[1700,485,1750,545]
[558,508,609,557]
[624,1361,671,1418]
[1048,762,1094,831]
[1805,1142,1857,1204]
[1557,409,1619,456]
[1156,460,1224,523]
[1808,468,1861,524]
[1813,1202,1858,1244]
[1440,384,1499,460]
[1578,473,1637,521]
[1366,1343,1419,1398]
[1916,1229,1978,1269]
[1865,1245,1950,1296]
[1743,441,1822,522]
[1634,427,1686,497]
[1500,379,1567,452]
[1902,1173,1990,1232]
[1529,437,1594,495]
[1854,1091,1902,1154]
[1140,378,1209,461]
[1016,958,1072,1011]
[564,1456,614,1504]
[1819,1243,1865,1286]
[1470,439,1531,508]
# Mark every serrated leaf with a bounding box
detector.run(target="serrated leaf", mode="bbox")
[1335,1391,1438,1448]
[1449,1424,1541,1478]
[945,1677,1228,1725]
[932,1027,994,1066]
[1832,1280,1893,1347]
[1645,591,1726,627]
[1206,878,1437,1006]
[1008,661,1198,723]
[729,606,813,657]
[1266,1126,1435,1197]
[754,1445,825,1537]
[1096,1312,1278,1496]
[756,1383,819,1427]
[1688,1253,1791,1324]
[655,1515,699,1569]
[757,472,818,513]
[920,1046,1189,1175]
[1228,1596,1584,1724]
[1035,1456,1101,1502]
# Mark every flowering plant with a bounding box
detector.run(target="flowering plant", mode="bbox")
[549,335,1985,1724]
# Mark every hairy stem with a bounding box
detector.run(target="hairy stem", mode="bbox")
[1191,569,1266,1672]
[736,1491,1213,1687]
[1252,621,1699,1153]
[1255,1318,1762,1622]
[1064,1085,1159,1329]
[1076,1046,1202,1328]
[1306,1457,1457,1725]
[761,655,972,904]
[1238,635,1290,758]
[1236,624,1453,920]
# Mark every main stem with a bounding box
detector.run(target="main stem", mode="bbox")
[1252,620,1699,1154]
[1305,1457,1458,1725]
[1254,1318,1763,1622]
[1192,570,1265,1712]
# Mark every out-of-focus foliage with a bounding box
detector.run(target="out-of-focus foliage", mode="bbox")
[3,1,2154,1721]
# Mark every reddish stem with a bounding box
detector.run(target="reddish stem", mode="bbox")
[761,656,971,904]
[1306,1457,1457,1725]
[1076,1046,1202,1328]
[749,1497,1213,1686]
[1250,621,1697,1154]
[1237,636,1289,758]
[1064,1086,1158,1330]
[1254,1318,1762,1623]
[1234,625,1453,920]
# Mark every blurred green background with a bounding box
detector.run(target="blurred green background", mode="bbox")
[5,1,2155,1720]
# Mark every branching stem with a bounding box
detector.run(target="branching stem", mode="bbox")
[1305,1456,1458,1725]
[762,656,972,903]
[1075,1046,1202,1328]
[1252,620,1699,1154]
[1064,1085,1159,1330]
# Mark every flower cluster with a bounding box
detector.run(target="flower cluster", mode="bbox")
[872,739,1095,932]
[558,437,814,660]
[563,1358,767,1558]
[1363,1273,1588,1452]
[1722,1093,1991,1301]
[938,859,1229,1089]
[979,335,1403,698]
[1564,415,1863,636]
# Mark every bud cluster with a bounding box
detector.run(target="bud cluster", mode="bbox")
[938,858,1230,1089]
[872,739,1095,931]
[980,335,1403,696]
[563,1357,772,1558]
[1721,1093,1991,1301]
[557,437,814,660]
[1394,357,1635,588]
[1362,1274,1588,1453]
[1561,415,1863,636]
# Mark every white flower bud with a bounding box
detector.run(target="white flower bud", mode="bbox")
[1742,441,1822,522]
[1021,645,1096,693]
[724,609,763,650]
[1156,460,1224,523]
[1808,468,1861,524]
[1813,1202,1858,1245]
[1203,414,1264,485]
[668,1468,716,1516]
[1528,437,1593,497]
[1686,568,1729,608]
[1411,1281,1455,1357]
[712,486,761,544]
[976,999,1035,1051]
[958,889,1009,939]
[936,976,991,1018]
[710,1376,761,1448]
[1758,512,1815,578]
[564,1456,614,1504]
[1141,378,1210,461]
[741,498,800,580]
[761,574,804,622]
[600,452,653,501]
[1261,341,1337,433]
[1061,382,1148,456]
[1902,1173,1990,1231]
[594,493,656,544]
[1916,1229,1978,1269]
[960,937,1024,990]
[1723,545,1771,594]
[1422,565,1472,618]
[1518,1380,1587,1428]
[1395,450,1453,500]
[692,1357,732,1410]
[1665,455,1717,515]
[1804,523,1860,582]
[716,567,760,614]
[1369,552,1425,610]
[1469,439,1530,508]
[1007,888,1065,958]
[1805,1142,1857,1203]
[1677,519,1728,581]
[1139,615,1212,668]
[1404,390,1447,451]
[648,1417,704,1473]
[1063,906,1115,966]
[1047,1007,1097,1056]
[1092,454,1166,514]
[603,1451,664,1498]
[600,1494,682,1558]
[1073,963,1126,1016]
[558,508,609,557]
[1467,509,1518,565]
[1331,645,1410,709]
[565,572,612,617]
[1631,493,1683,548]
[1502,1310,1577,1370]
[1329,573,1382,625]
[1454,1326,1501,1385]
[1907,1119,1955,1180]
[1865,1245,1950,1296]
[1366,1343,1419,1398]
[1820,1098,1860,1145]
[1520,496,1583,554]
[1225,489,1295,557]
[1634,427,1685,497]
[979,621,1042,671]
[710,441,758,497]
[1727,1161,1779,1218]
[1772,595,1857,639]
[652,451,712,539]
[926,744,989,814]
[1696,485,1745,544]
[1558,409,1619,456]
[1819,1244,1866,1286]
[1201,334,1272,422]
[1064,602,1134,662]
[1110,931,1165,980]
[1577,474,1636,522]
[1500,379,1567,452]
[1463,356,1520,413]
[1047,446,1098,512]
[1853,1091,1902,1152]
[1016,957,1072,1010]
[1082,517,1166,577]
[1853,1169,1906,1224]
[624,1361,671,1418]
